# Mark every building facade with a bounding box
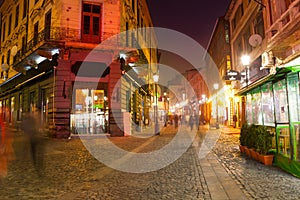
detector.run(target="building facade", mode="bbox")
[0,0,157,138]
[206,16,233,127]
[226,0,300,177]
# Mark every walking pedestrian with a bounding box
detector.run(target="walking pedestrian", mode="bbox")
[20,111,44,176]
[195,114,200,130]
[174,113,179,128]
[189,115,194,131]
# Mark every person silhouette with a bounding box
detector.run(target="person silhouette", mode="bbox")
[20,112,44,176]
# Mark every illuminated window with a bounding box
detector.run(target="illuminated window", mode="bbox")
[82,3,102,43]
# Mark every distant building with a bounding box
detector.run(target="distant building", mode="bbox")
[0,0,157,137]
[206,16,232,126]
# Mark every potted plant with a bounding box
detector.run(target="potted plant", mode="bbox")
[247,124,259,160]
[239,123,249,153]
[256,125,275,165]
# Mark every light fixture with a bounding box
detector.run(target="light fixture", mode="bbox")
[241,55,250,66]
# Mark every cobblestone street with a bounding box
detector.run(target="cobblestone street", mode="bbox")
[1,125,300,199]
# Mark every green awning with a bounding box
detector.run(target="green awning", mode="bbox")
[236,67,292,96]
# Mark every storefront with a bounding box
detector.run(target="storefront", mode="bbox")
[71,88,109,134]
[240,57,300,177]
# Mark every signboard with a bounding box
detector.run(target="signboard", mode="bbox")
[224,70,241,81]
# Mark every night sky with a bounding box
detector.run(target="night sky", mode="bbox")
[147,0,231,48]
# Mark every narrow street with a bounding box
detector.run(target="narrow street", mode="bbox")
[1,125,300,200]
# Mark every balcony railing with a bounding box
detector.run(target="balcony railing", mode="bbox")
[267,0,300,38]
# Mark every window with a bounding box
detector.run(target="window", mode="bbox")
[29,91,35,112]
[18,93,22,121]
[82,3,102,43]
[15,5,19,28]
[254,12,265,39]
[132,0,135,12]
[274,79,289,123]
[7,50,10,65]
[22,36,26,54]
[23,0,27,19]
[8,14,12,36]
[44,10,51,40]
[2,22,5,42]
[34,21,39,45]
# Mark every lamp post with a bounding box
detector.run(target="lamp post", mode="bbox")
[153,74,160,135]
[213,83,219,129]
[241,55,250,86]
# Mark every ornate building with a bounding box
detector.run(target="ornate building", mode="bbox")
[0,0,157,137]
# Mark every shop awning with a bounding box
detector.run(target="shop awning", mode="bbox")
[0,58,56,96]
[236,67,292,96]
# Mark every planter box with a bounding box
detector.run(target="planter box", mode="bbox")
[249,149,258,160]
[239,145,246,153]
[244,147,251,157]
[259,154,274,165]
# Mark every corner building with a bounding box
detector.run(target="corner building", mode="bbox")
[0,0,158,138]
[226,0,300,177]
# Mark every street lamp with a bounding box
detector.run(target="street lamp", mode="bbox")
[241,55,250,86]
[153,73,160,135]
[213,83,219,129]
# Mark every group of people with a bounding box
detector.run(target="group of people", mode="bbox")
[165,113,201,131]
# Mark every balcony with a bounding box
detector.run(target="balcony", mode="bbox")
[266,0,300,60]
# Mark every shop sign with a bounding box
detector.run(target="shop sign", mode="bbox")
[224,70,241,81]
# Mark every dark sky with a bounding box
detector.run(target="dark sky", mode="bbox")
[147,0,231,48]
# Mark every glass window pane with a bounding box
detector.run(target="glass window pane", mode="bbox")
[246,93,252,124]
[274,79,288,123]
[261,82,275,125]
[252,89,263,125]
[93,17,99,35]
[83,4,91,12]
[83,16,90,34]
[287,74,300,122]
[92,5,101,14]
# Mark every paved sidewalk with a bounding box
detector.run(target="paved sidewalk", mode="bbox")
[1,124,300,199]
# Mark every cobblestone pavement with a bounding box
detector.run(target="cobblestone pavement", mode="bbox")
[212,131,300,200]
[1,125,300,199]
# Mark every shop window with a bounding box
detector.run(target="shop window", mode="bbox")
[261,82,275,125]
[29,91,35,112]
[287,74,300,122]
[277,126,291,156]
[251,89,263,125]
[82,3,102,43]
[246,93,253,123]
[18,93,22,121]
[273,79,288,123]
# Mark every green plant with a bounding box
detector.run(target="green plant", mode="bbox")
[247,124,258,149]
[239,123,249,146]
[256,125,274,155]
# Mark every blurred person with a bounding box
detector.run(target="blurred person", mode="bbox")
[20,111,45,176]
[174,113,179,128]
[0,119,15,178]
[189,114,195,131]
